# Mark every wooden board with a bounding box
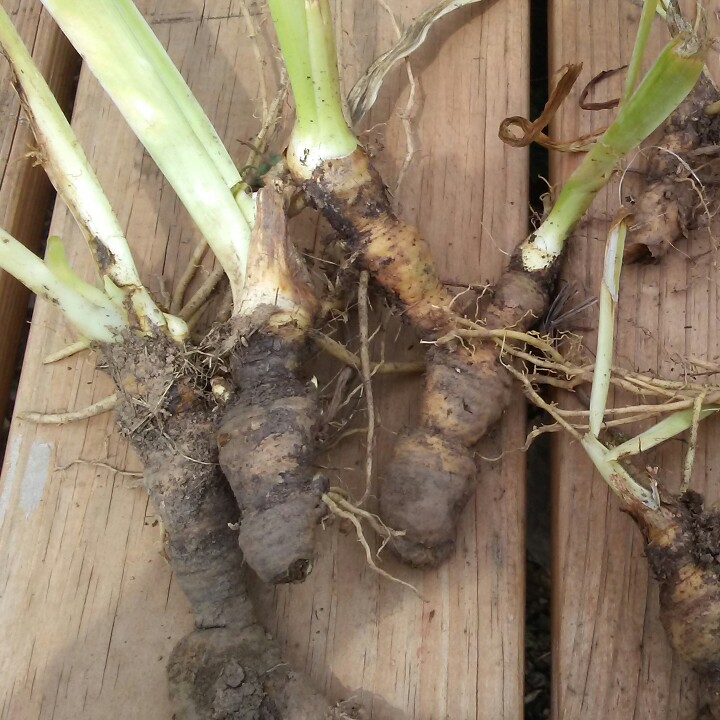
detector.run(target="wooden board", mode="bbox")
[0,1,530,718]
[550,2,720,718]
[0,2,77,431]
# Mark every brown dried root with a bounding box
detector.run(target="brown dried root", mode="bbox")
[19,393,118,424]
[375,0,418,196]
[455,319,720,434]
[357,270,375,505]
[310,330,425,375]
[321,489,420,597]
[348,0,490,124]
[42,339,90,364]
[54,457,143,478]
[171,240,209,315]
[179,264,225,321]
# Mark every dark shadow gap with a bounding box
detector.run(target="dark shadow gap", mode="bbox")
[525,0,551,718]
[528,1,550,225]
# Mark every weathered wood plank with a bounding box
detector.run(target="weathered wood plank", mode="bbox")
[0,2,78,431]
[550,2,720,717]
[0,1,530,717]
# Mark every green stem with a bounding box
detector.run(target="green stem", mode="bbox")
[605,405,720,461]
[0,228,127,342]
[269,0,357,177]
[622,0,659,104]
[588,217,627,437]
[521,30,705,271]
[111,0,252,217]
[581,434,659,509]
[41,0,253,304]
[0,5,179,336]
[266,0,315,131]
[306,1,356,145]
[45,236,117,310]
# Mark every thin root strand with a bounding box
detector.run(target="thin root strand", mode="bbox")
[19,393,118,424]
[322,491,420,597]
[43,340,91,364]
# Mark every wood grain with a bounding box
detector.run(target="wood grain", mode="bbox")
[0,1,531,718]
[550,2,720,718]
[0,2,78,432]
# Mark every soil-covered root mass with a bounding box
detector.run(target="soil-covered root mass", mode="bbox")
[169,623,364,720]
[104,334,362,719]
[215,184,326,585]
[380,251,560,565]
[625,74,720,263]
[625,488,720,719]
[302,149,457,337]
[299,147,562,566]
[217,331,327,584]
